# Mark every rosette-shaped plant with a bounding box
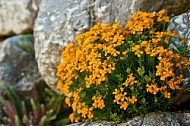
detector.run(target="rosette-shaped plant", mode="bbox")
[56,10,189,122]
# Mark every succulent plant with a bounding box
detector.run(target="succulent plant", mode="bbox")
[0,84,70,126]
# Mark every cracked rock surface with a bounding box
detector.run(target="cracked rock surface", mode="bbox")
[67,112,190,126]
[0,35,42,93]
[34,0,190,93]
[0,0,41,36]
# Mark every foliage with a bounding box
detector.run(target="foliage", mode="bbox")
[18,34,35,53]
[56,10,189,122]
[0,84,69,126]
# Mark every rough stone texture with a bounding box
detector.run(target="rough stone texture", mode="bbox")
[66,112,190,126]
[67,121,117,126]
[0,0,41,36]
[34,0,190,93]
[0,35,42,93]
[168,12,190,48]
[0,93,3,124]
[181,113,190,125]
[138,0,190,17]
[167,12,190,106]
[141,112,182,126]
[34,0,68,93]
[119,117,143,126]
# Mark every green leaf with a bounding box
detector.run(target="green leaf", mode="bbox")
[1,85,23,119]
[15,115,21,126]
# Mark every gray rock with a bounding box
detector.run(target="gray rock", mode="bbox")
[138,0,190,17]
[34,0,69,93]
[34,0,190,93]
[180,113,190,125]
[66,112,190,126]
[0,0,41,36]
[141,112,182,126]
[67,121,116,126]
[119,116,143,126]
[167,12,190,106]
[0,34,42,93]
[168,12,190,49]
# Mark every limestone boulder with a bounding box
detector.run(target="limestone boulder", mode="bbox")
[138,0,190,17]
[66,112,190,126]
[0,35,42,93]
[67,112,190,126]
[167,12,190,106]
[0,0,41,36]
[34,0,190,93]
[168,12,190,49]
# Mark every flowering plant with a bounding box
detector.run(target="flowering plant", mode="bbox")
[56,10,189,122]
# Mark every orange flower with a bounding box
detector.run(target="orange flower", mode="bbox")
[123,73,138,87]
[167,76,182,90]
[163,16,169,22]
[113,88,119,95]
[152,38,159,46]
[81,108,89,118]
[87,111,94,119]
[69,113,80,123]
[158,10,166,15]
[164,92,171,99]
[92,95,105,109]
[57,81,70,95]
[149,30,155,34]
[114,94,122,104]
[120,102,128,110]
[125,11,155,34]
[69,113,75,122]
[146,84,159,95]
[129,96,137,104]
[132,45,143,57]
[156,10,169,22]
[145,46,151,54]
[122,51,127,55]
[113,88,128,105]
[65,97,71,107]
[159,86,167,91]
[140,41,148,47]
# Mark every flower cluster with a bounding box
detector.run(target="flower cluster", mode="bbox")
[125,10,169,34]
[56,10,189,122]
